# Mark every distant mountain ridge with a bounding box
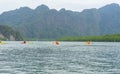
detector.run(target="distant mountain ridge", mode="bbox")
[0,3,120,39]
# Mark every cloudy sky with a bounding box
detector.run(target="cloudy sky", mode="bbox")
[0,0,120,14]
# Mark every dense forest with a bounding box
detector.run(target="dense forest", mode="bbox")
[58,34,120,42]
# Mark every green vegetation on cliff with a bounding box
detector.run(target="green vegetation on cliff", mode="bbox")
[0,25,23,40]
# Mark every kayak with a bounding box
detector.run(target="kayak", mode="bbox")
[21,42,33,44]
[0,42,6,44]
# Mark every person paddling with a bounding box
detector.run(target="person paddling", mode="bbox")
[23,41,26,44]
[86,41,91,45]
[55,41,60,45]
[21,41,27,44]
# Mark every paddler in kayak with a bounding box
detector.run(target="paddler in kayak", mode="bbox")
[55,41,60,45]
[21,41,27,44]
[0,40,5,44]
[86,41,92,45]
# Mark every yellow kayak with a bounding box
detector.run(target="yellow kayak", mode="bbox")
[0,42,6,44]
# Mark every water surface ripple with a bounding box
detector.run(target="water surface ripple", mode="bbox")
[0,41,120,74]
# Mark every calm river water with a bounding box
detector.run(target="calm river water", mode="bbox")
[0,41,120,74]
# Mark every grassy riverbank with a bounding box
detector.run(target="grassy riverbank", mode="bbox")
[58,34,120,42]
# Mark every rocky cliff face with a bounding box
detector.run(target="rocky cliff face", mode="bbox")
[0,33,4,38]
[0,34,16,40]
[0,25,23,41]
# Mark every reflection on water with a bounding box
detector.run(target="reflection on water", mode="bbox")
[0,41,120,74]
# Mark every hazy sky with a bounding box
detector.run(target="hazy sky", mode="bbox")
[0,0,120,14]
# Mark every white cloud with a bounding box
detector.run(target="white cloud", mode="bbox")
[0,0,120,14]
